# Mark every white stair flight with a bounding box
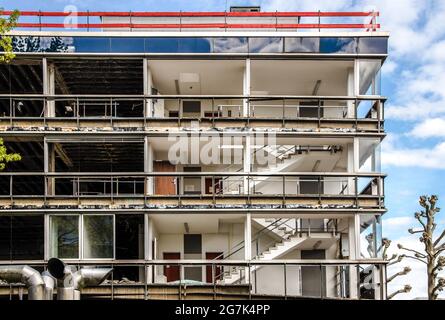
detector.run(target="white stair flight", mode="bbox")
[220,234,307,285]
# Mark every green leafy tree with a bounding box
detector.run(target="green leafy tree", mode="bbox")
[0,138,21,171]
[397,195,445,300]
[0,9,20,63]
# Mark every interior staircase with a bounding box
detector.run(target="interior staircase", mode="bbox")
[219,233,308,284]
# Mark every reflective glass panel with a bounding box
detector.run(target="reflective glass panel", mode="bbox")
[320,37,357,53]
[284,37,319,53]
[213,37,248,53]
[50,215,79,259]
[83,215,114,259]
[111,37,145,53]
[359,59,382,95]
[72,37,110,53]
[358,37,388,54]
[360,214,383,259]
[249,37,283,53]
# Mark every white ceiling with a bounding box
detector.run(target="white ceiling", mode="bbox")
[148,59,353,96]
[148,60,244,95]
[251,60,353,96]
[151,214,244,233]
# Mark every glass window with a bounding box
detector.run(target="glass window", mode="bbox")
[72,37,111,53]
[146,37,179,53]
[359,59,382,95]
[146,38,213,53]
[50,215,79,259]
[213,37,248,53]
[284,37,319,53]
[360,214,382,259]
[249,37,283,53]
[178,38,212,53]
[111,37,145,53]
[83,215,114,259]
[358,138,381,173]
[358,37,388,54]
[320,37,357,54]
[12,36,73,53]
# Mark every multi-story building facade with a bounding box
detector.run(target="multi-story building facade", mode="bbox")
[0,8,388,300]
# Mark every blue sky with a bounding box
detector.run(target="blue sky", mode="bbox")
[2,0,445,299]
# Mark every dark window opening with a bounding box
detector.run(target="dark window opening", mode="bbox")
[116,215,144,260]
[184,234,202,254]
[182,101,201,117]
[0,216,44,260]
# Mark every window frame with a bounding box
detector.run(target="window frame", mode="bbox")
[48,214,115,261]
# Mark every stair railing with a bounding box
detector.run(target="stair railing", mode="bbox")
[212,218,298,283]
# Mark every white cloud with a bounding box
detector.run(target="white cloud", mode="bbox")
[384,216,415,235]
[382,136,445,169]
[410,118,445,138]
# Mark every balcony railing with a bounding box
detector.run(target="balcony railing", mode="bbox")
[0,95,385,132]
[0,172,385,208]
[0,260,387,300]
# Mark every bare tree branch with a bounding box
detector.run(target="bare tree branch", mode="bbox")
[397,244,427,258]
[387,285,412,300]
[400,254,427,265]
[387,267,411,283]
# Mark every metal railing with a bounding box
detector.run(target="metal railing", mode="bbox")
[0,95,385,131]
[0,11,380,31]
[0,171,385,198]
[0,259,387,300]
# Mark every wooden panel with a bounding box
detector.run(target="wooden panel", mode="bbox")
[206,252,223,283]
[163,252,180,282]
[154,161,176,195]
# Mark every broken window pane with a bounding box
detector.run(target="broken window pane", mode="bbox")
[50,215,79,259]
[83,215,114,259]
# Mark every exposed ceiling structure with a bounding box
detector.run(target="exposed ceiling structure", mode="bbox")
[53,59,143,95]
[56,142,144,172]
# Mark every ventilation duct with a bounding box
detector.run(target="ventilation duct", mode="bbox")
[0,266,45,300]
[47,258,113,300]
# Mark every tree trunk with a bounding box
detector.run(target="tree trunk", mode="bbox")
[427,260,436,300]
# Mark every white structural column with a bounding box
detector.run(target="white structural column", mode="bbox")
[347,67,355,118]
[348,214,360,298]
[145,214,154,283]
[347,137,361,298]
[144,136,154,195]
[243,135,252,195]
[347,141,355,195]
[43,58,55,117]
[243,58,251,117]
[353,137,360,173]
[143,58,153,118]
[354,59,360,96]
[244,213,252,283]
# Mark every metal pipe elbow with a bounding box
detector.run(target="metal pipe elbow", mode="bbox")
[73,268,113,290]
[0,265,45,300]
